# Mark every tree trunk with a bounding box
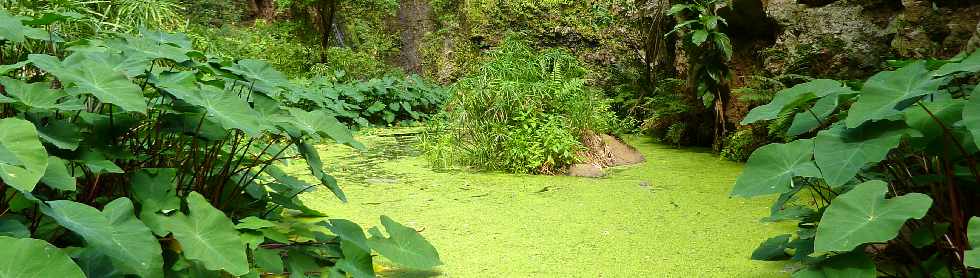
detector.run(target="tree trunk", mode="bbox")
[317,0,338,49]
[397,0,433,74]
[247,0,277,21]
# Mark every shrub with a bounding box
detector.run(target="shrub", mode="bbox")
[283,73,449,128]
[421,38,615,173]
[0,12,440,276]
[734,51,980,276]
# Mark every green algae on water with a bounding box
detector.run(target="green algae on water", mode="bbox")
[296,129,794,277]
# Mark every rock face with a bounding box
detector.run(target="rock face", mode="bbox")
[568,163,605,177]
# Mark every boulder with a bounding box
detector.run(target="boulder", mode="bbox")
[568,164,605,178]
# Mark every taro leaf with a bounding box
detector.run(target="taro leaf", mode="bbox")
[964,88,980,149]
[788,95,839,137]
[65,51,148,78]
[287,108,364,149]
[285,249,319,278]
[0,10,27,43]
[741,79,851,125]
[0,61,28,75]
[328,219,370,251]
[691,29,709,45]
[731,139,820,197]
[0,118,49,193]
[235,216,276,230]
[42,198,164,278]
[22,11,81,26]
[254,248,284,274]
[934,50,980,76]
[335,240,375,278]
[367,215,442,269]
[792,251,875,278]
[140,28,192,49]
[41,156,76,191]
[905,98,966,152]
[31,54,147,114]
[222,59,288,97]
[965,217,980,268]
[75,248,124,278]
[845,62,947,128]
[295,139,346,202]
[37,120,82,150]
[814,180,932,252]
[162,192,249,276]
[0,219,29,238]
[0,236,86,278]
[789,238,817,262]
[0,77,67,109]
[175,84,265,136]
[814,122,912,188]
[109,35,190,63]
[130,168,179,223]
[83,160,124,174]
[751,234,792,261]
[367,101,386,113]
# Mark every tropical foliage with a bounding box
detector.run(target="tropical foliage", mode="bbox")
[421,38,616,174]
[0,10,439,277]
[735,51,980,276]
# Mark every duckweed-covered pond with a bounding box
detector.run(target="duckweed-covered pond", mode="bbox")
[298,128,793,277]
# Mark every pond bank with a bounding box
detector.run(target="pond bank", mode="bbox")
[301,129,793,277]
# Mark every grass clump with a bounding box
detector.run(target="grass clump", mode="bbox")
[421,38,616,174]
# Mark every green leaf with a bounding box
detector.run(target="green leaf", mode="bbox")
[731,139,820,197]
[295,139,346,202]
[178,84,266,136]
[742,79,852,125]
[367,215,442,269]
[37,120,82,150]
[792,251,875,278]
[223,59,289,97]
[328,219,370,252]
[285,249,320,278]
[254,248,284,274]
[0,10,27,43]
[235,216,276,230]
[814,123,912,188]
[905,98,967,152]
[109,35,190,63]
[691,30,709,46]
[0,219,29,238]
[0,118,48,193]
[336,240,375,278]
[0,77,68,109]
[963,89,980,150]
[751,234,792,261]
[814,180,932,252]
[30,54,147,114]
[131,168,179,213]
[964,217,980,268]
[787,92,839,136]
[42,198,164,278]
[41,156,76,191]
[0,236,86,278]
[910,222,950,248]
[367,101,386,113]
[845,62,947,128]
[162,192,249,276]
[934,50,980,76]
[0,61,28,75]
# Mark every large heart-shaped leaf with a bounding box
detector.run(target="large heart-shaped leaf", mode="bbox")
[934,50,980,76]
[65,51,149,78]
[0,118,48,193]
[0,77,68,110]
[41,156,76,191]
[164,81,265,136]
[30,54,147,113]
[731,139,820,197]
[37,119,82,150]
[295,139,346,202]
[965,217,980,268]
[222,59,289,97]
[367,215,442,269]
[108,35,190,63]
[814,180,932,252]
[814,123,913,188]
[905,98,967,152]
[787,93,841,137]
[845,62,947,128]
[792,251,875,278]
[162,192,249,276]
[0,236,86,278]
[0,10,27,43]
[42,198,164,278]
[741,79,852,125]
[964,87,980,149]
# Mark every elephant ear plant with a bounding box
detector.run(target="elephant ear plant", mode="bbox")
[0,11,440,277]
[735,51,980,277]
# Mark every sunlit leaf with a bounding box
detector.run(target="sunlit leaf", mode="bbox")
[845,62,947,128]
[0,236,85,278]
[41,156,75,191]
[731,139,819,197]
[0,118,48,193]
[966,217,980,268]
[934,50,980,76]
[42,198,164,278]
[742,79,852,125]
[814,180,932,252]
[162,192,249,276]
[964,87,980,149]
[367,215,442,269]
[814,123,914,188]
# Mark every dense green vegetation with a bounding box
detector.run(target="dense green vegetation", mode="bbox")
[4,0,980,277]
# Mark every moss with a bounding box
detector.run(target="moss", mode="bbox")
[297,128,793,277]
